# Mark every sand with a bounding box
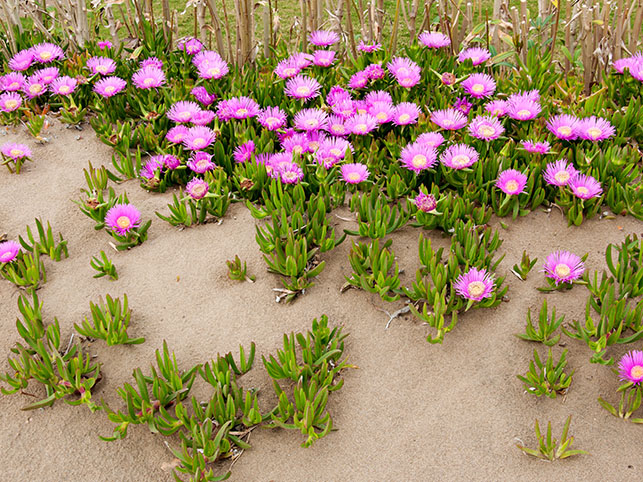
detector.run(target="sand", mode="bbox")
[1,119,642,481]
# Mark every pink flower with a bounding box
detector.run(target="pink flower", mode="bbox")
[191,86,217,106]
[522,140,551,154]
[166,125,189,144]
[543,160,578,187]
[33,67,59,84]
[341,163,369,184]
[93,76,127,97]
[400,142,437,173]
[414,192,438,213]
[227,96,260,119]
[294,108,328,131]
[0,92,22,112]
[284,75,321,100]
[278,161,305,184]
[568,173,602,199]
[168,101,201,123]
[309,30,339,47]
[357,41,381,53]
[87,56,117,76]
[183,126,216,151]
[0,240,20,263]
[440,144,479,170]
[496,169,527,195]
[461,73,496,98]
[132,66,165,89]
[416,132,445,149]
[313,50,336,67]
[50,76,77,96]
[1,72,26,92]
[542,251,585,285]
[9,49,34,71]
[457,47,491,65]
[345,114,378,135]
[546,114,579,140]
[233,140,255,163]
[393,102,421,126]
[468,115,504,141]
[485,100,509,117]
[258,106,287,130]
[368,101,395,124]
[139,57,163,69]
[104,204,141,236]
[31,43,64,63]
[430,109,467,130]
[454,267,495,301]
[618,350,643,385]
[575,116,615,141]
[1,143,31,160]
[190,110,216,126]
[274,58,301,79]
[23,76,47,99]
[326,115,348,136]
[348,71,369,89]
[187,151,216,173]
[418,31,450,48]
[97,40,112,50]
[185,178,210,200]
[179,37,204,55]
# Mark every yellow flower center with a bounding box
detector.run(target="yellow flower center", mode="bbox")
[305,119,318,128]
[357,108,367,115]
[376,112,387,121]
[480,125,495,137]
[558,126,572,136]
[265,116,279,126]
[411,154,427,168]
[333,125,346,134]
[283,68,297,76]
[29,84,42,94]
[354,123,367,133]
[97,66,108,74]
[587,127,601,138]
[116,216,131,229]
[282,171,298,181]
[9,82,19,89]
[59,85,70,94]
[554,171,570,183]
[470,56,480,63]
[399,114,410,123]
[192,184,207,196]
[442,119,453,127]
[517,109,530,117]
[143,77,155,86]
[236,108,248,116]
[196,158,209,168]
[309,141,320,151]
[39,51,52,60]
[208,67,221,76]
[451,154,470,168]
[10,148,23,157]
[330,148,342,156]
[505,180,519,193]
[296,86,311,96]
[292,146,303,154]
[193,137,205,147]
[105,86,115,94]
[347,172,361,182]
[467,281,485,297]
[577,186,589,195]
[5,100,17,109]
[471,83,485,94]
[631,365,643,379]
[554,263,571,278]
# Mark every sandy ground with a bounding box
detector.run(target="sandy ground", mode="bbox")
[1,119,642,481]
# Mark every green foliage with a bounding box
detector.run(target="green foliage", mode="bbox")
[263,315,353,447]
[74,294,144,346]
[511,251,538,281]
[516,300,564,346]
[516,416,588,461]
[346,238,400,302]
[0,293,101,411]
[90,250,118,280]
[598,384,643,423]
[0,249,47,292]
[517,348,574,398]
[345,190,410,239]
[18,218,68,261]
[226,255,255,282]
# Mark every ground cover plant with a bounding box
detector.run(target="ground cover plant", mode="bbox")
[1,0,643,480]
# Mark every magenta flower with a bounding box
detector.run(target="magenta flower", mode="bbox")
[357,40,381,53]
[139,57,163,69]
[23,77,46,99]
[613,52,643,73]
[414,192,438,213]
[568,173,602,200]
[305,131,327,152]
[327,86,351,106]
[179,37,204,55]
[185,178,210,200]
[215,100,233,122]
[461,73,496,98]
[9,49,34,71]
[441,72,457,86]
[183,126,216,151]
[400,142,437,173]
[315,149,341,169]
[453,97,472,115]
[496,169,527,195]
[485,100,509,117]
[226,96,260,120]
[575,116,615,141]
[368,101,394,124]
[0,240,20,263]
[393,102,421,126]
[542,251,585,285]
[189,110,214,126]
[309,30,339,46]
[274,58,301,79]
[507,99,541,121]
[291,52,314,69]
[0,92,22,112]
[285,75,321,100]
[94,76,127,97]
[387,57,422,88]
[139,155,165,179]
[87,56,117,76]
[618,351,643,385]
[341,163,369,184]
[1,72,26,92]
[187,151,216,173]
[331,99,356,119]
[327,115,348,137]
[191,86,217,106]
[319,137,352,159]
[267,153,294,178]
[282,133,310,154]
[164,155,180,170]
[457,47,491,65]
[313,50,336,67]
[468,115,504,141]
[33,67,59,84]
[97,40,112,50]
[364,91,391,105]
[278,161,305,184]
[440,144,479,170]
[168,101,201,123]
[233,140,255,163]
[365,63,385,80]
[546,114,579,141]
[418,31,450,48]
[50,76,77,96]
[348,71,369,89]
[105,204,141,236]
[31,43,64,63]
[416,132,445,149]
[522,140,551,154]
[197,56,229,80]
[1,143,31,160]
[258,106,287,131]
[132,66,165,89]
[166,125,189,144]
[294,108,328,131]
[346,114,379,135]
[543,160,578,187]
[454,267,495,301]
[430,109,468,130]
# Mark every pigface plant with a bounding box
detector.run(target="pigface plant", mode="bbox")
[511,251,538,281]
[18,218,68,261]
[598,350,643,423]
[226,255,255,282]
[104,203,151,250]
[517,348,574,398]
[516,300,565,346]
[74,294,145,346]
[345,238,401,302]
[516,416,588,461]
[90,250,118,280]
